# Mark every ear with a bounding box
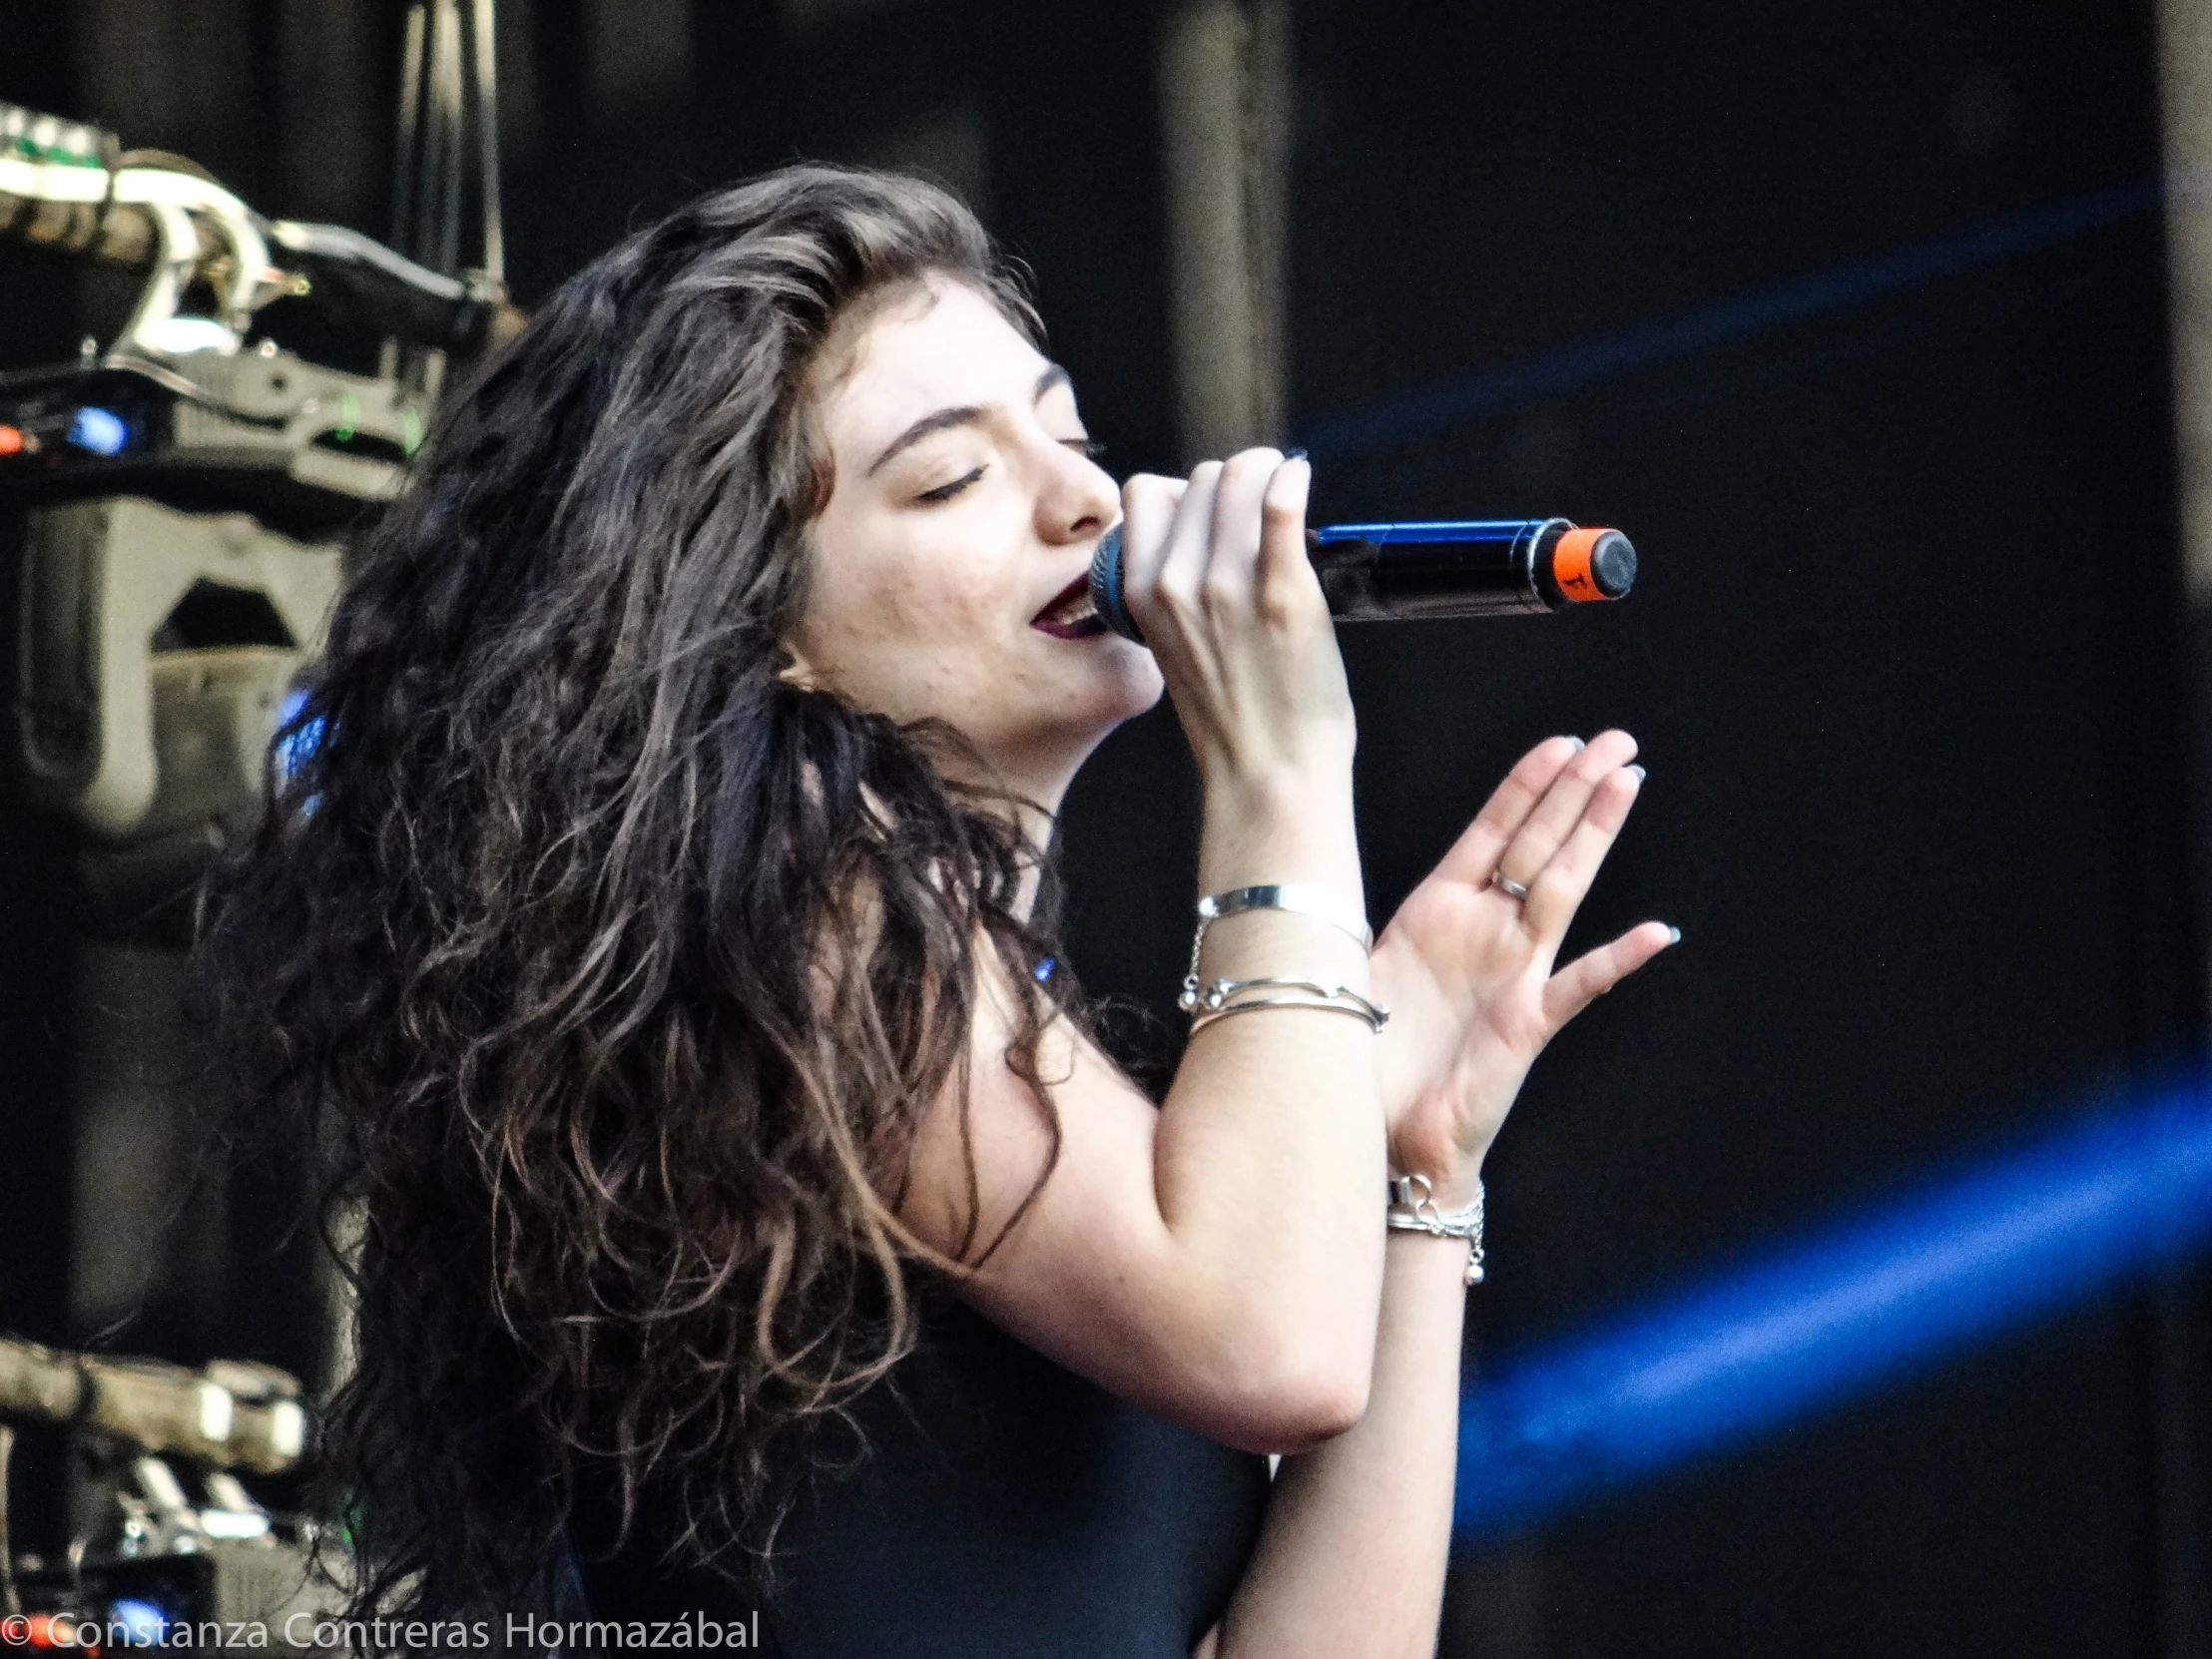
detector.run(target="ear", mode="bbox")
[778,638,823,690]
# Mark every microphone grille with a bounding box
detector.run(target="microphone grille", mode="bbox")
[1588,530,1637,598]
[1089,525,1145,642]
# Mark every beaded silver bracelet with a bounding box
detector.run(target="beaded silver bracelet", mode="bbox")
[1386,1172,1486,1286]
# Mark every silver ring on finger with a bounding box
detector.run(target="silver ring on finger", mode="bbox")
[1491,870,1530,901]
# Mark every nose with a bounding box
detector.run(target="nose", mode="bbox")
[1033,434,1120,548]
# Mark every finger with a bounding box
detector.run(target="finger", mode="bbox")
[1119,474,1186,592]
[1254,455,1324,625]
[1494,729,1639,889]
[1198,447,1284,616]
[1430,736,1585,885]
[1540,920,1678,1030]
[1152,460,1226,618]
[1521,764,1643,938]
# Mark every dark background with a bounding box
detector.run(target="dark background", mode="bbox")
[4,1,2208,1654]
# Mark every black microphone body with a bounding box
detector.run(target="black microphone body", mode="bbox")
[1088,518,1636,643]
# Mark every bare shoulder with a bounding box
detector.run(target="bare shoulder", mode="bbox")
[892,931,1377,1453]
[897,947,1206,1420]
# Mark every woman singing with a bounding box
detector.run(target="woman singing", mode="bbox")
[202,167,1672,1658]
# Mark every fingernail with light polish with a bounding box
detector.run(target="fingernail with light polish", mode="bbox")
[1283,446,1309,462]
[1666,924,1683,944]
[1568,737,1586,752]
[1627,764,1647,782]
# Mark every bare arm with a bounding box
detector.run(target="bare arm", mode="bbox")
[1201,1228,1468,1659]
[1205,735,1673,1658]
[902,448,1390,1450]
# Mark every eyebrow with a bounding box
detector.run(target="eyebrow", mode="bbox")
[865,363,1074,476]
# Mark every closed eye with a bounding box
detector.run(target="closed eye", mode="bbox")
[917,466,985,504]
[1065,439,1106,461]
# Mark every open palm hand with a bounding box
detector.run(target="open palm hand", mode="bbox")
[1372,731,1674,1199]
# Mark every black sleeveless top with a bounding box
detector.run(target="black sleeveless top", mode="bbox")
[568,1281,1272,1657]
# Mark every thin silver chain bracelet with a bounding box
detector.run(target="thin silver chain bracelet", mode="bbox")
[1387,1172,1486,1286]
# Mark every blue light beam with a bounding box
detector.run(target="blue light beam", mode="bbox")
[1456,1080,2212,1540]
[1304,177,2163,458]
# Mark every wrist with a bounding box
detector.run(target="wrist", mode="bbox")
[1394,1167,1482,1212]
[1199,760,1361,895]
[1201,744,1355,813]
[1386,1137,1483,1211]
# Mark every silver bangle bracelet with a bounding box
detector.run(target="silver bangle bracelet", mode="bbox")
[1182,883,1374,1014]
[1181,973,1389,1030]
[1185,981,1388,1035]
[1197,883,1373,947]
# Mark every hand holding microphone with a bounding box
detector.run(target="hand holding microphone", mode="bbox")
[1119,450,1356,794]
[1108,450,1641,780]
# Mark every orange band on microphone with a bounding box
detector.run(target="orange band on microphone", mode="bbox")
[1551,527,1610,602]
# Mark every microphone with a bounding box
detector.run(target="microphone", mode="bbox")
[1087,517,1637,643]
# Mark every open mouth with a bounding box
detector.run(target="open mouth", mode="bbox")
[1031,573,1107,640]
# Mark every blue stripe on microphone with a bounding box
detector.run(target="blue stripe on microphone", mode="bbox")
[1312,521,1546,545]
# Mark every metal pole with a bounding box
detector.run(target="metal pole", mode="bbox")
[433,0,468,277]
[2152,1,2212,1652]
[391,2,428,259]
[1156,0,1291,465]
[0,1423,17,1616]
[2166,0,2212,604]
[471,0,504,284]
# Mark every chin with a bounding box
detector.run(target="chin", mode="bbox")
[988,659,1164,783]
[1084,646,1167,726]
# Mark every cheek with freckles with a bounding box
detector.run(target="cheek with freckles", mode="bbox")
[802,537,1026,724]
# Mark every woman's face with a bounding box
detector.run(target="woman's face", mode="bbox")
[793,277,1163,804]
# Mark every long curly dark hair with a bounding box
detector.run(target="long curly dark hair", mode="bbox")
[196,167,1072,1622]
